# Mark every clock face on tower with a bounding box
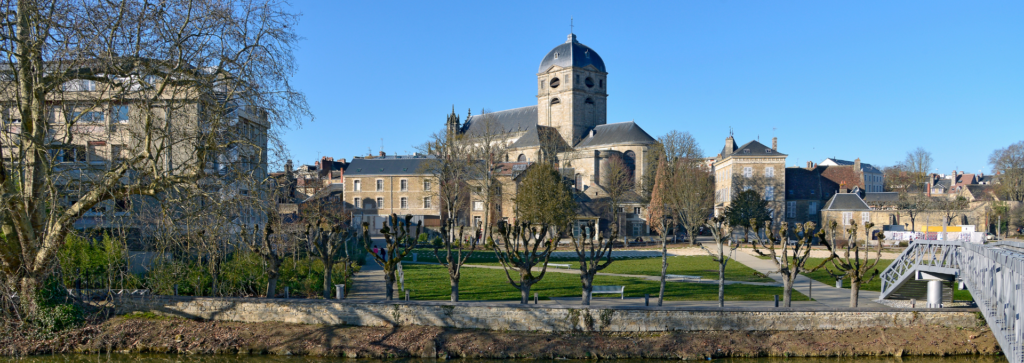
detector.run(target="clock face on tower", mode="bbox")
[585,77,594,88]
[549,77,560,88]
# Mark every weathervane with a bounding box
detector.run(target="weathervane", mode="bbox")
[571,17,574,34]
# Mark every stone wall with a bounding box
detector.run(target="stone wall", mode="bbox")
[114,296,981,332]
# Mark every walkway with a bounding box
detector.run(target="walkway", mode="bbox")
[347,238,387,300]
[727,248,885,308]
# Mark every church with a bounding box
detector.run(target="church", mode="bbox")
[450,33,658,193]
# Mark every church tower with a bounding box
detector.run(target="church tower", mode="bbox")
[537,33,608,145]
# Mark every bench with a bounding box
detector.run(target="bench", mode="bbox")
[548,263,571,269]
[666,274,702,282]
[592,285,625,299]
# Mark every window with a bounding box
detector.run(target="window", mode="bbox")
[764,186,774,200]
[114,198,131,213]
[473,201,484,211]
[376,197,384,208]
[585,77,594,88]
[400,179,408,191]
[599,79,603,88]
[788,189,794,196]
[862,212,870,224]
[376,179,383,191]
[400,197,408,209]
[354,197,361,209]
[113,105,129,123]
[70,110,104,123]
[743,185,752,192]
[743,167,752,178]
[809,202,818,215]
[633,207,641,214]
[473,216,482,228]
[617,207,625,213]
[423,197,431,209]
[62,79,96,92]
[517,154,526,162]
[423,180,431,191]
[549,77,560,88]
[765,167,775,178]
[842,212,853,225]
[353,180,361,191]
[550,98,560,105]
[787,202,796,218]
[742,149,750,154]
[87,141,106,164]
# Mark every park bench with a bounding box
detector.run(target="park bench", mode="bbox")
[665,274,702,282]
[548,263,571,269]
[592,285,625,299]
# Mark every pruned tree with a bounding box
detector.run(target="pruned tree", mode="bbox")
[698,216,736,307]
[570,221,615,305]
[492,221,556,304]
[818,219,884,307]
[421,109,476,301]
[241,223,283,298]
[0,0,308,315]
[989,141,1024,202]
[750,221,829,307]
[304,217,352,299]
[362,214,419,301]
[724,189,771,246]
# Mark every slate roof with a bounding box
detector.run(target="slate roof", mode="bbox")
[823,193,872,211]
[508,125,569,150]
[305,183,344,202]
[345,156,434,176]
[863,192,899,203]
[538,34,606,73]
[574,121,656,148]
[461,106,537,137]
[722,140,786,158]
[784,167,828,200]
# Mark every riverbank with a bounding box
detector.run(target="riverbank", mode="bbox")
[1,314,1000,358]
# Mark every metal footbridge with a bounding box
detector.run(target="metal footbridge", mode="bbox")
[879,240,1023,363]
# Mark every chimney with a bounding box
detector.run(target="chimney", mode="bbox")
[379,151,386,158]
[339,158,346,164]
[927,182,932,197]
[772,137,777,151]
[854,158,861,171]
[806,161,813,169]
[285,159,293,173]
[725,136,734,155]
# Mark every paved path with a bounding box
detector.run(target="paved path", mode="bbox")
[727,247,885,308]
[347,238,388,300]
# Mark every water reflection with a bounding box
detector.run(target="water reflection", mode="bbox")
[0,355,1006,363]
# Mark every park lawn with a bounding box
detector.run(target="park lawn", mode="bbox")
[466,256,773,283]
[399,264,809,302]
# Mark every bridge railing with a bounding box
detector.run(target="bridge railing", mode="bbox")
[878,239,961,300]
[959,241,1024,363]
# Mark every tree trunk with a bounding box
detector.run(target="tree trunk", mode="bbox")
[450,278,459,302]
[18,275,41,317]
[520,283,531,304]
[267,277,278,298]
[659,234,667,306]
[581,273,593,305]
[322,261,333,298]
[782,276,793,307]
[385,270,396,301]
[718,260,726,308]
[850,279,860,307]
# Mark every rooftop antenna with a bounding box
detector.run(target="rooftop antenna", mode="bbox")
[773,127,776,136]
[380,138,383,154]
[729,126,734,137]
[571,17,574,34]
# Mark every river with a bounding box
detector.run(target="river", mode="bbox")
[0,355,1007,363]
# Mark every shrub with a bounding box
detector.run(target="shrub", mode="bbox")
[32,278,83,333]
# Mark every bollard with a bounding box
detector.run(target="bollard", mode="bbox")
[911,298,916,308]
[645,294,650,306]
[534,293,538,304]
[774,295,779,307]
[809,278,812,299]
[173,284,178,296]
[197,277,202,297]
[412,253,417,262]
[405,290,410,301]
[284,286,289,299]
[335,284,345,300]
[836,278,842,288]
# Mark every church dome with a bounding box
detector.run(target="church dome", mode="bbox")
[538,34,606,73]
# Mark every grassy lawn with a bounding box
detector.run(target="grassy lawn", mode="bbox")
[466,256,774,283]
[399,264,809,302]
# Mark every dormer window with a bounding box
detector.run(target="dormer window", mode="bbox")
[554,52,559,59]
[743,149,750,154]
[766,149,772,153]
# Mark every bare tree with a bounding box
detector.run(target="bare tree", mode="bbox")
[570,221,615,305]
[465,111,511,240]
[750,221,828,307]
[904,147,934,186]
[434,221,474,301]
[664,159,715,246]
[362,214,419,301]
[698,216,736,307]
[304,214,352,299]
[241,224,282,298]
[818,220,884,307]
[493,221,556,304]
[0,0,307,314]
[647,157,670,305]
[989,141,1024,202]
[897,192,932,233]
[934,196,969,226]
[602,155,633,245]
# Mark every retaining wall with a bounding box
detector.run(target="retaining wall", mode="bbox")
[113,296,981,332]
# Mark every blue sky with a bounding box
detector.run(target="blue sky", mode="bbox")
[282,1,1023,175]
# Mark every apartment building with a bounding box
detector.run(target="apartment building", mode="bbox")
[345,153,439,233]
[713,136,787,224]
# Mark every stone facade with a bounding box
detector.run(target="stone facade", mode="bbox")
[345,156,440,232]
[713,136,787,224]
[112,295,983,333]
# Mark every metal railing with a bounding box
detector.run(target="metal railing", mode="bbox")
[878,239,961,300]
[959,241,1023,363]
